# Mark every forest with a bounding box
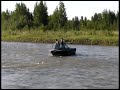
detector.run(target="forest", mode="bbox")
[1,1,119,45]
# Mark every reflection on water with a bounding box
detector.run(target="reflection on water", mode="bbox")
[1,42,119,89]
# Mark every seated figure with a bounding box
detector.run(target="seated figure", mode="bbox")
[54,39,60,49]
[54,38,69,50]
[59,38,69,49]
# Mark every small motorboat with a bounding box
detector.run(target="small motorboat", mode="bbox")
[50,39,76,56]
[50,48,76,56]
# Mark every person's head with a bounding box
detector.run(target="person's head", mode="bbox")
[61,38,63,41]
[56,39,58,41]
[56,39,59,43]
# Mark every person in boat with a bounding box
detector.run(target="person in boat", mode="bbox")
[60,38,69,49]
[54,39,60,49]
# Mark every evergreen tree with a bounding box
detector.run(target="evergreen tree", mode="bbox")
[80,16,84,29]
[11,2,33,30]
[52,6,59,30]
[116,11,119,30]
[33,1,48,27]
[84,17,87,26]
[1,9,10,30]
[43,1,48,26]
[58,1,67,29]
[72,16,80,30]
[97,13,102,30]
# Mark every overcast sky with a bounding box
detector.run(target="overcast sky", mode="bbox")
[1,1,119,20]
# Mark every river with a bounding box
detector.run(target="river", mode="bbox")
[1,41,119,89]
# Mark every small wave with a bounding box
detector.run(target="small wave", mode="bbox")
[75,53,89,56]
[2,66,7,67]
[35,61,44,65]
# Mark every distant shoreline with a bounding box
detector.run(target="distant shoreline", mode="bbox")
[1,40,118,46]
[2,30,118,46]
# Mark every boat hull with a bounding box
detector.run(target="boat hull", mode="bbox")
[50,48,76,56]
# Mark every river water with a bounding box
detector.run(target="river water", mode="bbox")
[1,41,119,89]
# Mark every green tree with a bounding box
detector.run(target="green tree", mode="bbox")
[33,1,48,28]
[102,9,109,30]
[97,13,102,30]
[108,10,116,25]
[84,17,87,26]
[43,1,48,26]
[58,1,67,29]
[52,6,59,30]
[66,20,73,30]
[48,1,67,30]
[47,15,54,30]
[116,11,119,30]
[80,16,84,29]
[72,16,80,30]
[1,9,11,30]
[10,2,33,30]
[113,11,119,30]
[91,13,98,30]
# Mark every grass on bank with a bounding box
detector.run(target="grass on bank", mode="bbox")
[1,29,119,46]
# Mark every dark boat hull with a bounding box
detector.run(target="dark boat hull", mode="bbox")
[50,48,76,56]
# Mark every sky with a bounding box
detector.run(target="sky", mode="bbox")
[1,1,119,20]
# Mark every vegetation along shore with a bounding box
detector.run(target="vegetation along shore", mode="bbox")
[2,1,119,46]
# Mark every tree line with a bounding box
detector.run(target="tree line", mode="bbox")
[1,1,119,31]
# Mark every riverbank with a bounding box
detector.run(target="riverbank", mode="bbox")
[2,29,118,46]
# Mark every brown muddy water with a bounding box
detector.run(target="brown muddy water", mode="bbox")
[1,41,119,89]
